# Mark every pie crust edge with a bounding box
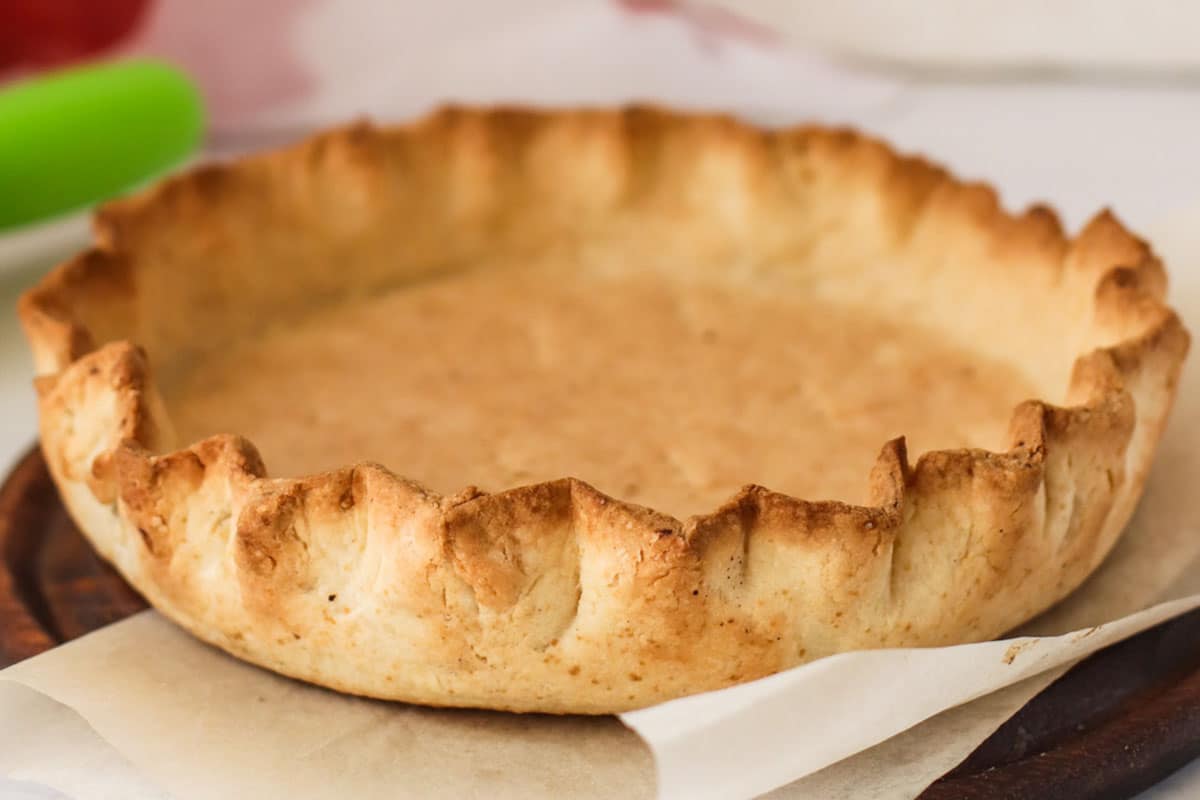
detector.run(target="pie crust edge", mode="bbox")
[18,107,1191,713]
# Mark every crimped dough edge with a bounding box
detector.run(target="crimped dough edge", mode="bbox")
[19,107,1190,713]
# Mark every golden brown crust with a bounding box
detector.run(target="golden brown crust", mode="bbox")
[18,107,1190,713]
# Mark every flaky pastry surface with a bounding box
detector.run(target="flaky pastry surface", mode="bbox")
[20,108,1189,713]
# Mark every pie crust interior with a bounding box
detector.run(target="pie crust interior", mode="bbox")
[20,108,1190,713]
[165,263,1038,519]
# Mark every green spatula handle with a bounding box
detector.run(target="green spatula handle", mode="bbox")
[0,59,205,231]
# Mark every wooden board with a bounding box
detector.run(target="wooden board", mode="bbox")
[3,445,1199,798]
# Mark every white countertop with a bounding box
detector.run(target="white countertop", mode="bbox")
[0,267,39,474]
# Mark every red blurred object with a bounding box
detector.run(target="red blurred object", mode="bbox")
[0,0,151,73]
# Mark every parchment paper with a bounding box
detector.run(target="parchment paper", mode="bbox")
[1,222,1197,800]
[0,682,168,800]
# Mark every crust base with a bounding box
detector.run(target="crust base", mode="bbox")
[19,107,1190,713]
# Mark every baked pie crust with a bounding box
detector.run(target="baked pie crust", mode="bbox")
[19,108,1190,713]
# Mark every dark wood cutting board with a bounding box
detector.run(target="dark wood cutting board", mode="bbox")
[3,444,1199,798]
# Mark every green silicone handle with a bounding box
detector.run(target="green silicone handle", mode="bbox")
[0,59,204,231]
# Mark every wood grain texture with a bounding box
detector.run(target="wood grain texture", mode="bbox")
[921,606,1200,798]
[1,444,1197,797]
[0,446,146,664]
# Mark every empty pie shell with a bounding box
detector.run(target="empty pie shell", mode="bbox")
[19,107,1190,714]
